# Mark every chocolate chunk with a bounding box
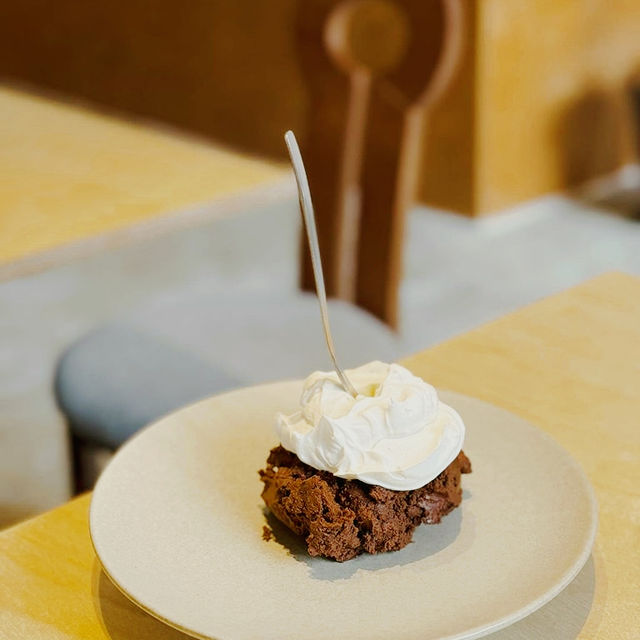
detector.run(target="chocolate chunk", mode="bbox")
[259,446,471,562]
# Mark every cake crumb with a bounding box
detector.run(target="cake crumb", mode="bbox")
[262,525,273,542]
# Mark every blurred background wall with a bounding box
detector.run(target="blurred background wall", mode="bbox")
[1,0,639,216]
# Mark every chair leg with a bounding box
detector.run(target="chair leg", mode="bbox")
[70,432,90,494]
[69,432,114,494]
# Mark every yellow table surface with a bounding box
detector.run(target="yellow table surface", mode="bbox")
[0,272,638,639]
[0,86,284,267]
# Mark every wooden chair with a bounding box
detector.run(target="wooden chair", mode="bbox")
[296,0,464,327]
[1,0,462,327]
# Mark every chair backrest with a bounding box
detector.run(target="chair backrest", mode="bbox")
[296,0,464,327]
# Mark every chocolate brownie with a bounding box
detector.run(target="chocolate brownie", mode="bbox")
[259,445,472,562]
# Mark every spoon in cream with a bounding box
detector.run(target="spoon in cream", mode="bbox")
[284,130,358,398]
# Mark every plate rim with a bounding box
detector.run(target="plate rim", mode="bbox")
[90,381,598,640]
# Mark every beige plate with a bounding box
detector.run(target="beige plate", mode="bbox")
[90,383,597,640]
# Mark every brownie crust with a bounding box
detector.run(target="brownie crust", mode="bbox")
[259,446,472,562]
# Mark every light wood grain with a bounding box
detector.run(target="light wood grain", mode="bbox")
[403,271,640,639]
[0,272,638,639]
[0,86,285,266]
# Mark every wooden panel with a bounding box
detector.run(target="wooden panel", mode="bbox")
[416,0,477,214]
[1,1,639,217]
[0,0,305,159]
[422,0,640,215]
[472,0,640,214]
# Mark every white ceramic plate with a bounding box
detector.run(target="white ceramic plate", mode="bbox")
[90,383,597,640]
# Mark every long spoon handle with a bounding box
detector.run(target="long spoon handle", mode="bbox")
[284,130,358,397]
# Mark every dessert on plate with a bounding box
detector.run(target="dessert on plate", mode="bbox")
[259,360,471,562]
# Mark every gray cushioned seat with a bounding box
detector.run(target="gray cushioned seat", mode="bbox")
[55,291,399,450]
[55,325,240,449]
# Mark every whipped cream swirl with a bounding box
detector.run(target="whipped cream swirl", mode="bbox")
[275,361,465,491]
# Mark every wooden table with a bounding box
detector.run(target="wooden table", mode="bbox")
[0,86,285,276]
[1,272,638,639]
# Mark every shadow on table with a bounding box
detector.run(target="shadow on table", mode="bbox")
[93,561,190,639]
[487,555,597,639]
[0,502,40,530]
[92,554,596,639]
[263,501,468,581]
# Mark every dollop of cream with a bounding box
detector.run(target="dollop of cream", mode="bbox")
[275,361,465,491]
